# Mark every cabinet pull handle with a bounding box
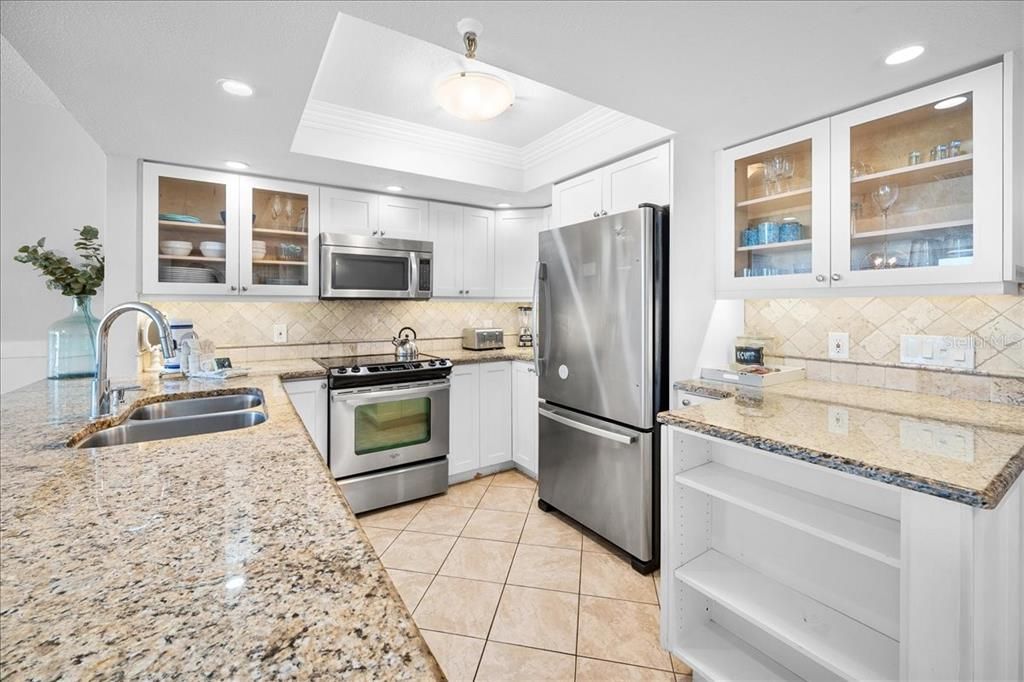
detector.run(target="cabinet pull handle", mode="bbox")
[593,211,600,218]
[600,210,607,216]
[831,273,841,281]
[815,274,826,283]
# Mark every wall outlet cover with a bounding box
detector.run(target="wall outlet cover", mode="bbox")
[828,332,850,360]
[828,406,849,435]
[273,324,288,343]
[899,334,975,370]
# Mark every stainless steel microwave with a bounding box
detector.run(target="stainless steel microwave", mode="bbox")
[320,233,432,299]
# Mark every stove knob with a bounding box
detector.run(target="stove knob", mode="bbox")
[428,360,437,366]
[413,362,422,368]
[439,359,449,366]
[338,368,348,374]
[351,366,361,373]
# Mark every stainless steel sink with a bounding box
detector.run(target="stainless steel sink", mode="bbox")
[74,410,267,448]
[127,394,263,420]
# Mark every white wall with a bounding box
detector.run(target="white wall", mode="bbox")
[104,156,143,381]
[0,37,107,394]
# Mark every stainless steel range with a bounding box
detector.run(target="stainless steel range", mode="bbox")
[316,353,452,513]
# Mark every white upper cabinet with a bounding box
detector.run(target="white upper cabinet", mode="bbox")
[552,142,671,227]
[240,177,319,297]
[379,195,429,239]
[320,187,379,235]
[428,202,495,298]
[494,209,544,298]
[717,63,1015,297]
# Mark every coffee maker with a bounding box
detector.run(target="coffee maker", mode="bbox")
[517,305,533,348]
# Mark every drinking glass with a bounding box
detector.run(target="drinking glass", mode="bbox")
[871,183,899,267]
[270,194,284,221]
[780,155,795,191]
[762,158,778,196]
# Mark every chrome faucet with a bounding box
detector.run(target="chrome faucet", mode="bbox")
[91,302,175,419]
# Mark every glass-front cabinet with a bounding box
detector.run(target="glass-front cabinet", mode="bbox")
[239,177,319,296]
[830,63,1003,287]
[142,164,240,295]
[717,120,830,292]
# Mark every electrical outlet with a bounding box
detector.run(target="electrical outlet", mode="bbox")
[828,332,850,360]
[273,324,287,343]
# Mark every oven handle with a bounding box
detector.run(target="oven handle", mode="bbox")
[331,379,450,402]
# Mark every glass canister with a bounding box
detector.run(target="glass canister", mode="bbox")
[757,221,779,244]
[48,295,99,379]
[779,222,801,242]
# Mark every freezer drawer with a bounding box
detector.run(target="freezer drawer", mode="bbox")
[537,404,653,561]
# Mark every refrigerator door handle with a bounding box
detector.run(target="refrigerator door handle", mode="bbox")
[539,407,637,445]
[532,261,546,375]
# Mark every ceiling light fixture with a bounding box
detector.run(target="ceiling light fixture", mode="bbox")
[884,45,924,65]
[934,96,968,110]
[436,19,515,121]
[218,79,254,97]
[496,203,511,208]
[224,160,249,170]
[385,185,404,192]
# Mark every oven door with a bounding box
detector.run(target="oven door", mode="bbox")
[320,245,430,299]
[330,379,450,478]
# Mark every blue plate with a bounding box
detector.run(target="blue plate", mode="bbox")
[159,213,201,223]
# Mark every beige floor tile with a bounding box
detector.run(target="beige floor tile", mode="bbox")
[475,641,576,681]
[478,486,534,513]
[413,575,503,638]
[581,552,658,604]
[506,544,581,593]
[575,657,676,681]
[671,654,694,675]
[385,568,433,612]
[581,529,620,555]
[461,508,527,543]
[421,629,485,682]
[380,531,456,573]
[406,504,474,536]
[358,501,425,530]
[489,584,578,654]
[490,469,537,489]
[578,595,672,670]
[440,537,517,583]
[519,512,583,550]
[425,480,489,508]
[361,526,399,556]
[529,489,540,514]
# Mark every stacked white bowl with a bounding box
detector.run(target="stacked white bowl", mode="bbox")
[159,240,193,257]
[252,240,267,260]
[199,241,226,258]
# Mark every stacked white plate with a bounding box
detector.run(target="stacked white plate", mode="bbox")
[252,240,267,261]
[159,265,218,283]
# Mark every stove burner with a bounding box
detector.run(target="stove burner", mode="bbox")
[317,353,452,388]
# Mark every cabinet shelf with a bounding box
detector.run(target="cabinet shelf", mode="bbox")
[252,259,308,266]
[736,187,812,210]
[158,220,225,231]
[252,228,309,237]
[851,219,972,242]
[851,154,973,195]
[737,239,812,253]
[675,550,899,682]
[676,463,900,567]
[157,255,226,263]
[674,622,796,682]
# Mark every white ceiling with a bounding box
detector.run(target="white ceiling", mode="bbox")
[2,1,1022,206]
[308,13,594,147]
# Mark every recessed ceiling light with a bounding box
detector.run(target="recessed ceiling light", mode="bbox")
[218,79,254,97]
[496,203,511,208]
[385,185,404,192]
[884,45,924,65]
[934,96,968,110]
[224,160,249,170]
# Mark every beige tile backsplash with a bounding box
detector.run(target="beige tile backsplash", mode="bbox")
[745,294,1024,405]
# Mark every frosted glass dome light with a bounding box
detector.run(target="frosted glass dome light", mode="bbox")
[436,71,515,121]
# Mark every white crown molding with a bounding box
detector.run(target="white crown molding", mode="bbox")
[520,106,634,168]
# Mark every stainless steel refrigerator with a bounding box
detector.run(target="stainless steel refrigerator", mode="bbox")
[533,204,669,574]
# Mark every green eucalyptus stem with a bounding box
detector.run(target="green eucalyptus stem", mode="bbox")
[13,225,105,297]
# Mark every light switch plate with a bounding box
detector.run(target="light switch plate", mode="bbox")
[899,334,975,370]
[828,332,850,360]
[273,324,288,343]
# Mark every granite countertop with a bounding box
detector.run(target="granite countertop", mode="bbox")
[0,360,442,679]
[659,379,1024,509]
[443,347,534,365]
[673,378,739,400]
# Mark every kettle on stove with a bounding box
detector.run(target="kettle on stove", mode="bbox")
[392,326,419,360]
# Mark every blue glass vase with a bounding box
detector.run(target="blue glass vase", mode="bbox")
[48,296,99,379]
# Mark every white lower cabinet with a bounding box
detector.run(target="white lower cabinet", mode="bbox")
[448,361,521,478]
[283,378,328,461]
[479,363,512,467]
[448,364,482,476]
[511,361,538,475]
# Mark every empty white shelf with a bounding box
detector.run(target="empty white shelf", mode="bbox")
[676,621,797,682]
[676,550,898,682]
[675,463,900,568]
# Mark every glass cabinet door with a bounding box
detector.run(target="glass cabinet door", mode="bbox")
[240,178,319,296]
[830,64,1003,286]
[142,164,239,295]
[718,119,830,293]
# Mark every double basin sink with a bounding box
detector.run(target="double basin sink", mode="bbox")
[73,393,267,448]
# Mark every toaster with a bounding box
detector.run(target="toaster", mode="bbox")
[462,328,505,350]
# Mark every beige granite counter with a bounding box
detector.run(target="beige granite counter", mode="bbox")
[442,347,534,365]
[0,361,442,679]
[659,379,1024,509]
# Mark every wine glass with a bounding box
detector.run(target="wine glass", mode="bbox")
[780,155,795,192]
[871,183,899,268]
[270,194,284,222]
[284,197,295,228]
[762,158,777,196]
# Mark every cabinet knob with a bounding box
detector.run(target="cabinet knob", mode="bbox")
[380,230,385,236]
[831,273,841,281]
[681,398,691,406]
[372,229,379,236]
[230,285,238,291]
[815,274,826,283]
[465,290,469,295]
[241,285,249,292]
[593,211,600,217]
[320,383,327,389]
[600,210,607,216]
